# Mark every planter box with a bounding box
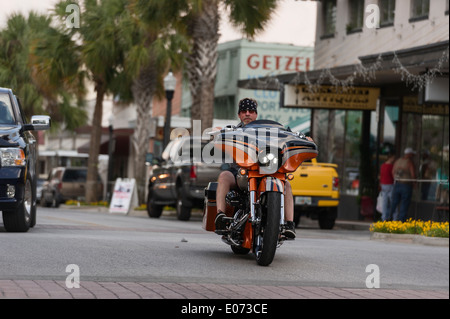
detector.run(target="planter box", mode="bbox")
[371,232,449,247]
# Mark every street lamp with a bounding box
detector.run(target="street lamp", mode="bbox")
[107,114,115,202]
[163,70,177,148]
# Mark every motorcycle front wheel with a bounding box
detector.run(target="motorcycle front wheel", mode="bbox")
[254,191,281,266]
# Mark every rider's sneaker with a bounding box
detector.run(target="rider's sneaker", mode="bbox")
[215,211,227,231]
[284,221,296,239]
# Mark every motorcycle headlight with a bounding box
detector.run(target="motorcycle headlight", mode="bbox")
[258,149,280,174]
[0,148,26,166]
[259,152,278,166]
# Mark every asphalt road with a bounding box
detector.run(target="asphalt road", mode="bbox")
[0,206,448,300]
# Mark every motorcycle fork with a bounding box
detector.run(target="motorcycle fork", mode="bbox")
[241,178,258,250]
[248,177,287,250]
[243,177,286,250]
[251,175,286,225]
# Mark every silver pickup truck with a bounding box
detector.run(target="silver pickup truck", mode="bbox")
[147,136,223,220]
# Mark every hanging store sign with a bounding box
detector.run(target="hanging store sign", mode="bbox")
[282,84,380,110]
[403,96,449,115]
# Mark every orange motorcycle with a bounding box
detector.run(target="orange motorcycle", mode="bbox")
[203,120,318,266]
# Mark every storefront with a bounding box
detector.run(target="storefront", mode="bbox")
[238,41,449,221]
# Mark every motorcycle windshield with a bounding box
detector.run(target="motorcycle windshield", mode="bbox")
[242,119,286,130]
[213,120,318,172]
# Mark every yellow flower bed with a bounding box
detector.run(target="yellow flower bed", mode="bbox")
[65,200,109,207]
[370,219,449,238]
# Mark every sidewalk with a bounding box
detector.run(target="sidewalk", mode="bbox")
[1,279,448,299]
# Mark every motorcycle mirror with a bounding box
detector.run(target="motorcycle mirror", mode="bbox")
[205,127,222,136]
[296,131,306,139]
[222,125,236,132]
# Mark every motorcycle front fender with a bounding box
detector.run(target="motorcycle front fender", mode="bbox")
[257,176,284,194]
[257,176,285,226]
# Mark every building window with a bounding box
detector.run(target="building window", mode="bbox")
[401,106,449,208]
[313,109,364,196]
[410,0,430,22]
[214,96,235,120]
[321,0,337,38]
[347,0,364,34]
[379,0,396,27]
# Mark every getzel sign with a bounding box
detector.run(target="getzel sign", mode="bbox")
[283,84,380,110]
[247,54,311,72]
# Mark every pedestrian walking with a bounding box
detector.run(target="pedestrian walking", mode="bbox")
[379,151,396,221]
[390,147,416,222]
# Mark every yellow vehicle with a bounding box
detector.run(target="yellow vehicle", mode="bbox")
[289,158,339,229]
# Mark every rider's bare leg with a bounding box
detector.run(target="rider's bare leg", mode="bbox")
[215,171,236,230]
[284,181,294,222]
[284,181,296,238]
[216,170,236,213]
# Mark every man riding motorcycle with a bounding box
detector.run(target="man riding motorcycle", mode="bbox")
[214,98,299,238]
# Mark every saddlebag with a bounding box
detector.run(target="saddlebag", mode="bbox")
[202,182,234,231]
[203,182,218,231]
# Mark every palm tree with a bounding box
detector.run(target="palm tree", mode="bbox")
[51,0,187,204]
[184,0,278,133]
[131,0,277,202]
[0,11,87,129]
[53,0,126,203]
[29,15,87,131]
[118,1,188,204]
[0,13,41,115]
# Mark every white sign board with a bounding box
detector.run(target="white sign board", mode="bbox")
[109,178,138,214]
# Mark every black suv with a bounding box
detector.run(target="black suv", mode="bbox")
[0,87,50,232]
[147,136,223,221]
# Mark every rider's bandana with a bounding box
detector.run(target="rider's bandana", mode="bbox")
[238,98,258,114]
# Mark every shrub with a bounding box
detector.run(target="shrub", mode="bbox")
[370,219,449,238]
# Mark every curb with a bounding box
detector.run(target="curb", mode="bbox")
[370,232,449,247]
[335,220,371,231]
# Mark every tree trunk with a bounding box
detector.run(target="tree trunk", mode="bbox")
[131,65,157,204]
[85,80,105,203]
[187,0,220,135]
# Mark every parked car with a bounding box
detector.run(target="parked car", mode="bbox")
[147,136,223,220]
[289,158,340,229]
[41,167,103,207]
[0,87,51,232]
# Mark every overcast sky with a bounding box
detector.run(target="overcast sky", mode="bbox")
[0,0,317,47]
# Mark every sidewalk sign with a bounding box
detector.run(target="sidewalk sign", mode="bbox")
[109,178,138,214]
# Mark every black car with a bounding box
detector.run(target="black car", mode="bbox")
[0,87,50,232]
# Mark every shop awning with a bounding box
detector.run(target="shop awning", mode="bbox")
[77,128,133,156]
